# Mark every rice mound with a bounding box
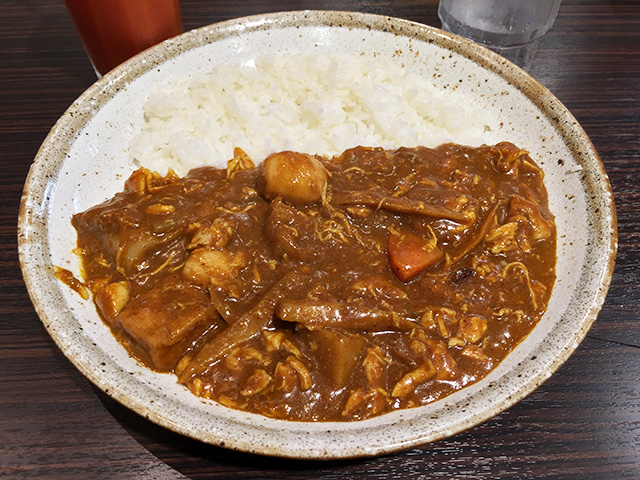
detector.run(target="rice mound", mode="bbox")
[129,53,486,176]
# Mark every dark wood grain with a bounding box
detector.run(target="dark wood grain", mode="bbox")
[1,1,639,478]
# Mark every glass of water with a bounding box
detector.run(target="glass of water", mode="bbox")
[438,0,562,70]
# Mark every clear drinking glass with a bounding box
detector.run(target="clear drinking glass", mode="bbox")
[438,0,562,70]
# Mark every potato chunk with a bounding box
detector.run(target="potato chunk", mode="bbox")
[259,151,329,204]
[306,329,367,388]
[114,274,217,371]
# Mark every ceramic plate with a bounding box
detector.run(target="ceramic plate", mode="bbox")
[18,11,616,459]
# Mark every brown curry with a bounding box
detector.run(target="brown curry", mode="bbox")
[71,143,556,421]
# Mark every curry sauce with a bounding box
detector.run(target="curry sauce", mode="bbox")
[71,143,556,421]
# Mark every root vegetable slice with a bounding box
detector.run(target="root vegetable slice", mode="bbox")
[178,269,307,383]
[387,230,443,282]
[331,190,469,222]
[448,203,500,265]
[277,299,416,332]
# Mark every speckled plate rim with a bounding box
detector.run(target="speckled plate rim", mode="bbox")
[18,10,617,459]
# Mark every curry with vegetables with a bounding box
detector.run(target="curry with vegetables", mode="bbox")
[71,143,556,421]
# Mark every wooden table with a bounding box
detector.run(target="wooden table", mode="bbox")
[2,1,639,478]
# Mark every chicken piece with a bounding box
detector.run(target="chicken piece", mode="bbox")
[224,346,269,372]
[182,247,246,294]
[341,387,388,419]
[391,360,437,398]
[217,394,247,410]
[410,339,429,356]
[425,338,459,380]
[492,142,530,176]
[144,203,175,215]
[485,222,519,255]
[286,355,313,390]
[458,315,488,344]
[509,196,553,241]
[263,330,287,353]
[265,198,319,261]
[262,330,302,357]
[187,218,234,249]
[241,369,272,396]
[461,345,491,366]
[363,346,387,388]
[94,281,130,325]
[448,336,466,348]
[420,310,436,330]
[226,147,255,178]
[433,307,458,338]
[123,167,180,198]
[273,361,298,393]
[114,274,220,371]
[346,206,371,218]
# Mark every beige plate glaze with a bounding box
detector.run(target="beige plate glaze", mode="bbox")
[18,11,616,459]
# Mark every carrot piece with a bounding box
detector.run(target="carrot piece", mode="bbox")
[387,231,443,282]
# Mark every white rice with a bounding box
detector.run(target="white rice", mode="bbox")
[129,53,486,176]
